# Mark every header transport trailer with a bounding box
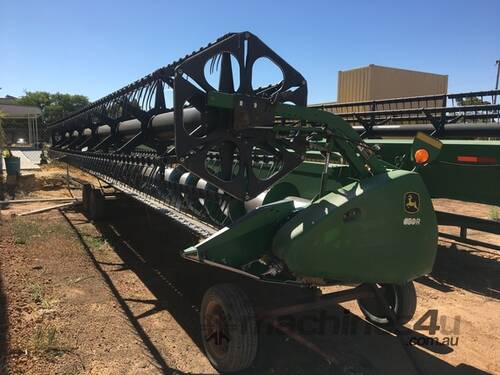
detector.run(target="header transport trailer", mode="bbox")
[50,32,461,372]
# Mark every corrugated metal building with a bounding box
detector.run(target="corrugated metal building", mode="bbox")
[337,64,448,103]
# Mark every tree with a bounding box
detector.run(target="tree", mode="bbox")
[456,96,490,106]
[16,91,90,125]
[0,110,6,149]
[13,91,90,142]
[455,96,491,123]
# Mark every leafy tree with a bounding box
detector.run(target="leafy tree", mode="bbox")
[11,91,90,142]
[455,96,492,123]
[456,96,490,106]
[0,110,6,148]
[16,91,90,125]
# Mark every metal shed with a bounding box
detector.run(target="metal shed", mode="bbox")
[337,64,448,106]
[0,99,42,146]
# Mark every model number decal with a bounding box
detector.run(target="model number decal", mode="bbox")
[403,217,421,226]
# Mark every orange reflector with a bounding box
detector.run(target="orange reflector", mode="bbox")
[414,148,430,164]
[457,156,497,164]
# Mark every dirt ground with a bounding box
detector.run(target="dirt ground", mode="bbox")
[0,165,499,374]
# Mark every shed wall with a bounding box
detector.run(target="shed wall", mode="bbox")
[337,65,448,107]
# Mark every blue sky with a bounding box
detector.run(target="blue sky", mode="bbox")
[1,0,499,104]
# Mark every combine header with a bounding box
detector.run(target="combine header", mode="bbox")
[49,32,443,372]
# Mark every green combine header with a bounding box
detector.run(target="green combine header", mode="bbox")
[47,32,498,372]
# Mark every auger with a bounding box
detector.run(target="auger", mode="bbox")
[49,32,439,372]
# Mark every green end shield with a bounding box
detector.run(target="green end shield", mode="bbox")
[272,170,438,284]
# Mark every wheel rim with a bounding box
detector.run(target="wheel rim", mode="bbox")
[360,284,399,324]
[203,300,231,359]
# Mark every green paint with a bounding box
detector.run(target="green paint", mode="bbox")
[184,93,439,285]
[369,139,500,205]
[185,199,297,268]
[272,170,437,283]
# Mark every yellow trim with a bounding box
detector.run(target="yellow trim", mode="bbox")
[416,132,442,150]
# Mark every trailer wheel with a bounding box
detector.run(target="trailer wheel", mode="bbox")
[82,184,92,213]
[200,284,257,373]
[357,282,417,326]
[88,188,105,221]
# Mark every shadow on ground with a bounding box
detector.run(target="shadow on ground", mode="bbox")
[417,240,499,300]
[62,198,490,375]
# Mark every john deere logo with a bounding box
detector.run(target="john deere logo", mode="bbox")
[404,192,420,214]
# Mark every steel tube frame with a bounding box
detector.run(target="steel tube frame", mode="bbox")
[257,284,373,319]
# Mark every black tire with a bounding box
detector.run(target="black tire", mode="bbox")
[200,284,257,373]
[88,188,105,221]
[357,282,417,326]
[82,184,92,213]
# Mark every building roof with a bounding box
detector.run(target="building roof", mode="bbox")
[0,95,18,105]
[0,103,42,118]
[338,64,447,78]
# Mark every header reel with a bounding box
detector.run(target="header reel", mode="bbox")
[173,32,308,200]
[49,31,309,201]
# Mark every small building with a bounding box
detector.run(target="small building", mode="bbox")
[337,64,448,103]
[0,96,42,147]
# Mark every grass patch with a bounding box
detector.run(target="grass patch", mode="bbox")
[491,207,500,222]
[11,218,41,244]
[45,222,73,236]
[25,281,57,309]
[41,298,58,310]
[32,326,71,355]
[27,282,44,303]
[11,216,72,245]
[82,233,107,250]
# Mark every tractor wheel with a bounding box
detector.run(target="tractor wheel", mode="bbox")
[357,281,417,326]
[88,188,105,221]
[200,284,257,373]
[82,184,92,213]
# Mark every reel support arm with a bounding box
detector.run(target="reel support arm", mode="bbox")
[206,91,388,180]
